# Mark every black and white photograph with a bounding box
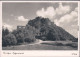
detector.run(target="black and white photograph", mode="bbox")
[2,2,78,50]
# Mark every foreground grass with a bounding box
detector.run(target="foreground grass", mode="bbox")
[2,41,78,50]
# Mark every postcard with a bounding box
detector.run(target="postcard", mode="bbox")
[0,0,80,57]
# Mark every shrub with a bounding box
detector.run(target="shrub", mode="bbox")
[41,37,47,41]
[24,37,36,43]
[55,42,64,46]
[16,33,25,43]
[2,33,17,46]
[65,43,72,46]
[71,43,78,48]
[65,43,78,48]
[47,31,56,41]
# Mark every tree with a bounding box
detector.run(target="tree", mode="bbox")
[12,30,17,36]
[24,31,36,43]
[2,28,9,38]
[16,33,25,43]
[47,30,56,41]
[2,33,17,46]
[25,37,36,43]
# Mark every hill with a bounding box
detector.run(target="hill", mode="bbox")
[25,16,77,41]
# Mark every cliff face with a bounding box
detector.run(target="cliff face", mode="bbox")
[25,16,76,41]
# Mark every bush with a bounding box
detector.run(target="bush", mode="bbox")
[2,33,17,46]
[47,31,56,41]
[55,42,64,46]
[41,37,47,41]
[71,43,78,48]
[16,33,25,43]
[25,37,36,43]
[65,43,72,46]
[65,43,78,48]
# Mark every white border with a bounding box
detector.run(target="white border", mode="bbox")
[0,1,2,57]
[79,1,80,57]
[1,1,79,2]
[0,1,80,57]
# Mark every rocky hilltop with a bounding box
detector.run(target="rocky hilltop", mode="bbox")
[24,16,77,41]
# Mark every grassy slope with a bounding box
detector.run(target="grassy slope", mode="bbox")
[2,41,78,50]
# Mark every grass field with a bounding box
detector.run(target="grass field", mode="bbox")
[2,41,78,50]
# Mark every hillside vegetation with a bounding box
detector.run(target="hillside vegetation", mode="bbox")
[2,16,78,47]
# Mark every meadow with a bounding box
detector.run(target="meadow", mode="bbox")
[3,41,78,50]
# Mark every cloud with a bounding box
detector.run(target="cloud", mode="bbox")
[75,7,78,12]
[10,14,14,16]
[54,7,78,38]
[56,3,71,15]
[36,6,56,20]
[54,19,60,26]
[54,7,78,26]
[60,10,77,23]
[16,16,29,22]
[2,23,13,31]
[36,2,71,21]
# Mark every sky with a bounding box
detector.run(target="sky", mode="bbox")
[2,2,78,38]
[1,0,79,1]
